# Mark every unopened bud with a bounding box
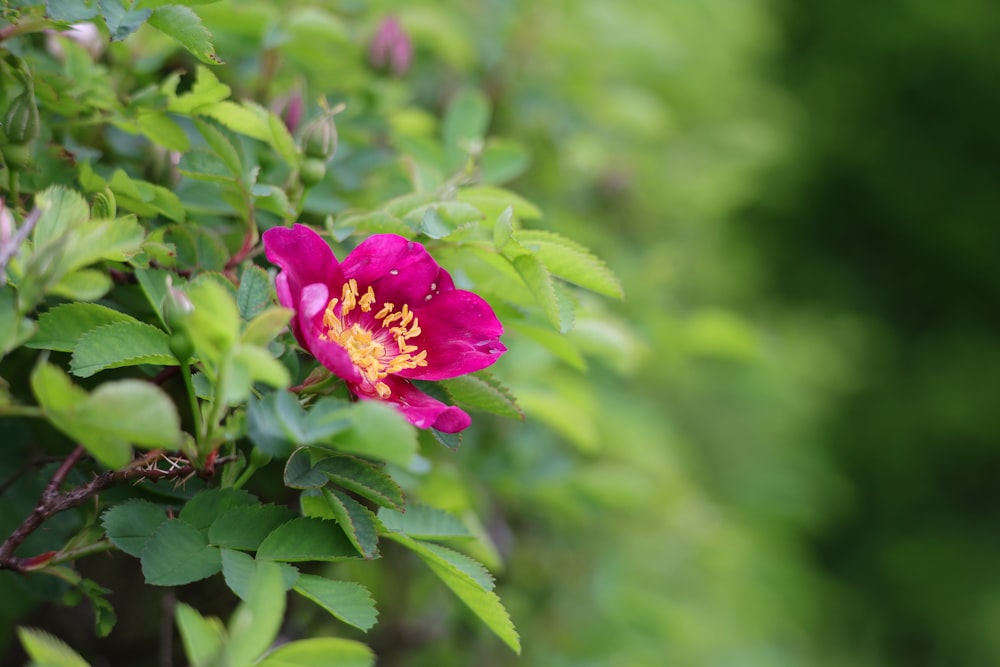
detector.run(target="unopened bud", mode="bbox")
[370,16,413,77]
[300,114,338,162]
[162,277,195,333]
[0,199,13,246]
[273,91,304,134]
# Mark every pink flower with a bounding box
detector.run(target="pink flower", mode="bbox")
[263,224,506,433]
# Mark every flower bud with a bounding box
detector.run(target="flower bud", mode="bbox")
[3,90,40,145]
[0,199,13,247]
[370,16,413,77]
[162,277,195,333]
[273,90,304,134]
[300,113,338,162]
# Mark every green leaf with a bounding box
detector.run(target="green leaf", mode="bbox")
[140,520,222,586]
[226,562,286,667]
[169,65,230,114]
[75,380,182,448]
[0,286,35,357]
[178,150,235,182]
[516,230,624,299]
[99,0,152,41]
[236,264,273,321]
[187,278,240,363]
[440,371,523,420]
[387,533,519,653]
[63,217,146,272]
[333,210,414,239]
[69,321,175,377]
[135,112,190,152]
[208,504,296,551]
[283,448,325,489]
[247,391,299,457]
[48,269,112,302]
[319,488,379,559]
[179,488,258,531]
[241,307,291,348]
[134,268,175,328]
[481,139,531,185]
[417,541,495,592]
[200,101,270,142]
[493,206,514,251]
[148,4,223,65]
[27,303,136,352]
[16,628,90,667]
[220,549,299,600]
[256,517,360,563]
[33,186,89,248]
[293,575,378,632]
[300,396,352,442]
[457,185,541,221]
[378,504,470,540]
[336,400,417,467]
[318,454,405,511]
[175,603,225,667]
[255,638,374,667]
[443,88,490,171]
[102,500,169,557]
[46,0,98,22]
[194,118,242,178]
[267,107,299,165]
[513,253,561,329]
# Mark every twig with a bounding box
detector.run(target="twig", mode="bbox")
[0,451,237,573]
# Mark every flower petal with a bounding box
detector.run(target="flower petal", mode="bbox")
[299,283,363,383]
[373,376,472,432]
[263,224,344,304]
[398,290,506,381]
[340,234,454,306]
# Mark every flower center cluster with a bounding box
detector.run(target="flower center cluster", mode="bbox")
[321,278,427,398]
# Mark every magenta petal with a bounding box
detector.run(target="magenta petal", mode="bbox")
[263,225,343,304]
[340,234,454,306]
[298,283,363,383]
[398,290,506,380]
[377,377,472,432]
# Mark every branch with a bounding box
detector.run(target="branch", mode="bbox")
[0,451,236,573]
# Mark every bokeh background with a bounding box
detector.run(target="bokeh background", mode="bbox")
[6,0,1000,665]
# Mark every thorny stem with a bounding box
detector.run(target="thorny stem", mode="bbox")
[0,450,236,573]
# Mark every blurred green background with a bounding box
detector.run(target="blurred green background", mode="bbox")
[8,0,1000,664]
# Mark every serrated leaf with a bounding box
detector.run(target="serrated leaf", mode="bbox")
[33,186,90,248]
[47,0,98,22]
[517,230,624,299]
[256,517,360,562]
[102,500,169,557]
[226,561,285,667]
[418,542,495,591]
[179,488,258,531]
[179,150,235,182]
[320,488,379,559]
[220,549,299,601]
[333,210,415,238]
[76,379,182,448]
[513,253,561,329]
[378,504,470,540]
[16,628,90,667]
[27,303,137,352]
[136,112,190,152]
[200,101,270,142]
[457,186,541,221]
[293,575,378,632]
[208,504,296,551]
[387,533,519,653]
[141,520,222,586]
[317,454,405,511]
[99,0,152,41]
[267,108,299,164]
[283,448,327,489]
[440,371,522,420]
[148,4,223,65]
[255,638,374,667]
[169,65,230,114]
[70,321,175,377]
[175,603,225,667]
[493,206,513,251]
[236,264,273,321]
[443,88,490,171]
[194,118,243,178]
[63,217,146,272]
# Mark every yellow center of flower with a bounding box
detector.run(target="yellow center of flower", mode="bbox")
[320,278,427,398]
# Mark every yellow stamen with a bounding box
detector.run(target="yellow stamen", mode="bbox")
[319,281,428,398]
